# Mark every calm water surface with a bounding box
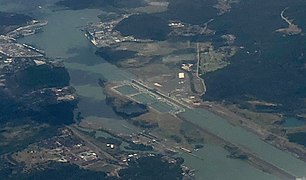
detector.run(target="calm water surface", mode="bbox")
[282,117,306,128]
[13,6,292,180]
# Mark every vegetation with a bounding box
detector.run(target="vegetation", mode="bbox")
[131,119,159,129]
[55,0,145,10]
[0,122,58,155]
[105,94,148,119]
[118,155,183,180]
[198,0,306,116]
[0,11,32,34]
[22,163,107,180]
[115,14,171,41]
[15,64,70,92]
[124,142,153,151]
[95,48,137,66]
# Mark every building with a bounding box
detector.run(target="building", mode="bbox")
[178,73,185,79]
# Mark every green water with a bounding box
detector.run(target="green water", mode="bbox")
[182,109,306,177]
[131,93,157,104]
[180,144,277,180]
[282,117,306,128]
[115,85,139,95]
[13,5,300,180]
[150,101,174,113]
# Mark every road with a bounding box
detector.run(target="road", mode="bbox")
[67,125,118,161]
[280,7,292,25]
[196,42,206,95]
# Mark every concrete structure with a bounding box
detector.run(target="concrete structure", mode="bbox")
[178,72,185,79]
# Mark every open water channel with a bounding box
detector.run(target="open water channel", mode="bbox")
[3,2,306,179]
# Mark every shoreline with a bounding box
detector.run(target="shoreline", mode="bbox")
[177,112,296,179]
[197,101,306,162]
[103,78,304,179]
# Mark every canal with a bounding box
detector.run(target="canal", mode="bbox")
[13,4,306,179]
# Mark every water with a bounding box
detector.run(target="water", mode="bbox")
[18,8,134,119]
[182,109,306,177]
[114,85,139,95]
[288,132,306,148]
[180,144,277,180]
[13,5,304,180]
[282,117,306,128]
[131,93,157,104]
